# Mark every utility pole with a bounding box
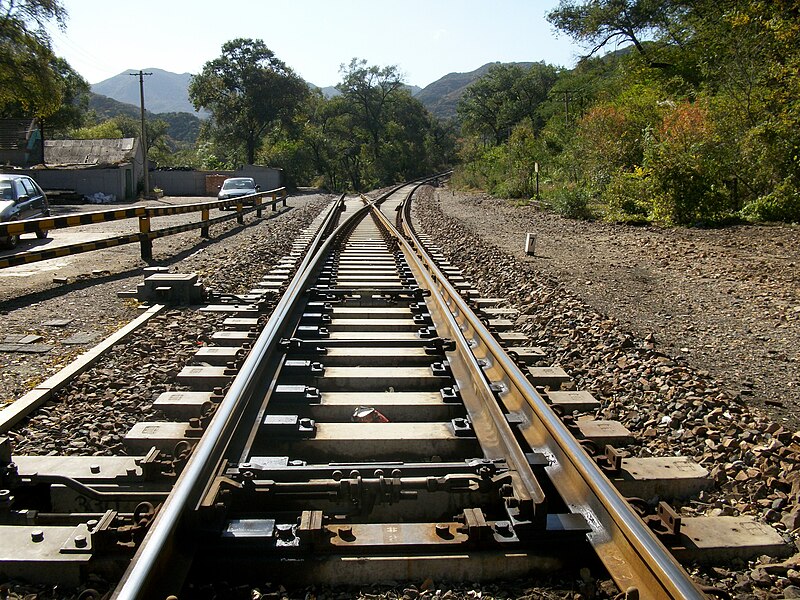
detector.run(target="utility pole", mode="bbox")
[553,90,580,124]
[131,70,153,197]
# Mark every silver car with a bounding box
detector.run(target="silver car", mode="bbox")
[217,177,260,206]
[0,174,50,249]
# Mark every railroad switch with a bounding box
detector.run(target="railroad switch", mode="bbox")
[305,301,334,313]
[118,272,205,305]
[417,326,438,339]
[424,337,456,353]
[430,361,452,377]
[504,411,527,428]
[461,507,491,541]
[307,288,338,302]
[593,445,625,476]
[295,325,329,339]
[300,312,332,325]
[0,436,11,464]
[138,448,183,480]
[413,312,433,325]
[642,501,682,542]
[489,382,508,396]
[279,337,328,355]
[451,417,474,437]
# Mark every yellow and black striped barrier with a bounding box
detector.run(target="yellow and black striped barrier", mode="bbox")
[0,206,147,237]
[0,188,288,269]
[0,233,143,269]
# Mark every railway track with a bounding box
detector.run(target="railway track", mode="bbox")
[0,181,790,599]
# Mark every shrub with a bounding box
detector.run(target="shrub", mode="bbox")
[645,101,737,225]
[549,184,595,219]
[741,177,800,222]
[602,167,651,222]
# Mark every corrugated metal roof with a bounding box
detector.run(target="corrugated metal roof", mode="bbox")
[44,138,138,167]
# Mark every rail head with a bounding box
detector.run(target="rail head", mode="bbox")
[111,194,357,600]
[394,184,706,600]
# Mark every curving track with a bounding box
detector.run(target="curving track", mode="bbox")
[4,180,762,599]
[108,182,704,599]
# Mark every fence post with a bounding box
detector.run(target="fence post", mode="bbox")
[201,207,210,238]
[255,196,263,218]
[139,214,152,261]
[236,202,244,224]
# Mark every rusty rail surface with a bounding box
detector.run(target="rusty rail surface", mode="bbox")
[394,186,705,599]
[0,177,719,600]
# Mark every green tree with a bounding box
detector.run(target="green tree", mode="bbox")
[70,114,170,160]
[42,57,90,135]
[0,0,68,117]
[457,63,559,145]
[546,0,683,58]
[337,58,404,163]
[261,59,452,192]
[189,38,308,165]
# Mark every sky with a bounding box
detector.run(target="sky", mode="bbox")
[47,0,583,87]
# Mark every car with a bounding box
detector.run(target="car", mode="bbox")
[217,177,260,206]
[0,174,50,249]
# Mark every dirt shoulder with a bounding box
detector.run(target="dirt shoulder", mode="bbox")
[0,193,332,408]
[435,188,800,428]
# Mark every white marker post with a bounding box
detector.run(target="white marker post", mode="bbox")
[525,232,536,256]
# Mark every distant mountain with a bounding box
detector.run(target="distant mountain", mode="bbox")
[319,86,340,99]
[88,92,201,145]
[89,63,536,131]
[416,62,535,120]
[92,68,201,116]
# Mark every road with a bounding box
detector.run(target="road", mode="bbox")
[0,195,295,298]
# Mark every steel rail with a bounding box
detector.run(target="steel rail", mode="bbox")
[112,194,355,600]
[396,187,706,599]
[368,202,547,518]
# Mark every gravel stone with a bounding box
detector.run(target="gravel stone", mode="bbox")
[411,184,800,598]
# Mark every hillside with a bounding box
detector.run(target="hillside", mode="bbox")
[90,63,541,127]
[416,62,535,120]
[91,68,200,115]
[88,93,201,145]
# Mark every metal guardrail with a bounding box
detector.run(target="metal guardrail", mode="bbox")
[0,188,288,269]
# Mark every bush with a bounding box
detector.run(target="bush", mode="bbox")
[741,177,800,222]
[645,101,737,225]
[549,185,595,219]
[602,168,651,222]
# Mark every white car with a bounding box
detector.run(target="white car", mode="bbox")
[217,177,260,205]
